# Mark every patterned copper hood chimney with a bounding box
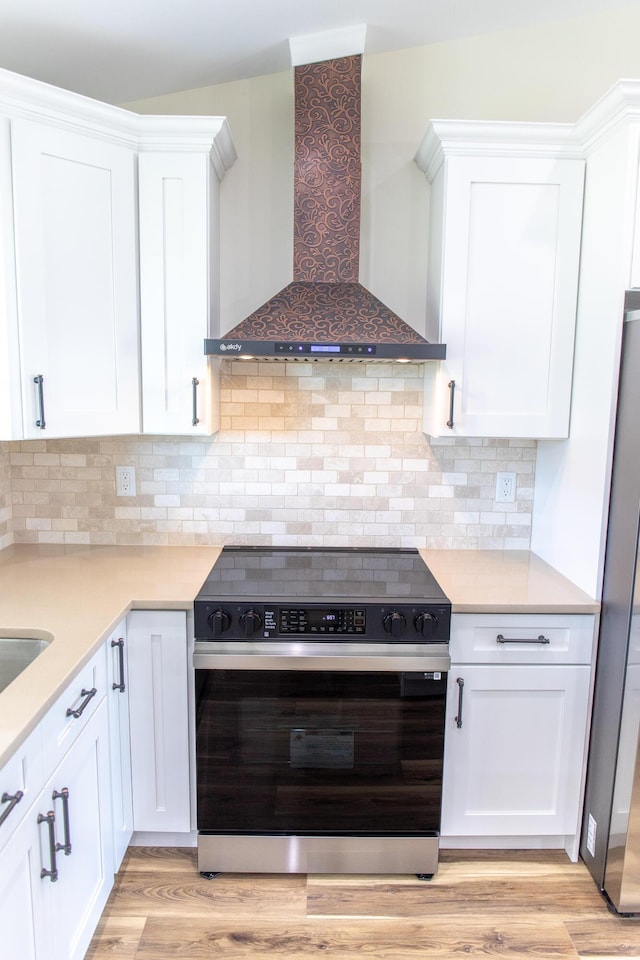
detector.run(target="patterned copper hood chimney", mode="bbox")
[205,53,445,362]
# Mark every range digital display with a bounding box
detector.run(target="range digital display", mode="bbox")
[278,607,366,634]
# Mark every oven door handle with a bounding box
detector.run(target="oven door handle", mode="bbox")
[194,646,451,673]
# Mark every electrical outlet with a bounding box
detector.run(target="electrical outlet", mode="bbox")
[116,465,136,497]
[495,471,516,503]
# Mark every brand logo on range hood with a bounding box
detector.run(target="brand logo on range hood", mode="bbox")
[219,342,242,352]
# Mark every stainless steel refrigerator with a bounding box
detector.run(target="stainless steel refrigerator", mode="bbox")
[581,288,640,913]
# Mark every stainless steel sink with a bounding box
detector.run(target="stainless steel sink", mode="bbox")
[0,637,51,694]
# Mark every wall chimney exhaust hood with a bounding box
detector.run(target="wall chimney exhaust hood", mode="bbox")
[205,27,445,363]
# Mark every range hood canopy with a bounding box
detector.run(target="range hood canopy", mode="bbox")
[206,29,445,363]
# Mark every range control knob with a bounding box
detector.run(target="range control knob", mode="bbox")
[414,612,437,640]
[208,608,231,637]
[383,610,406,638]
[240,609,263,637]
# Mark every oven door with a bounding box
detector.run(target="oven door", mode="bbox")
[194,643,449,874]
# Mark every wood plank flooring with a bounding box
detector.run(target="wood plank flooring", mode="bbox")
[85,847,640,959]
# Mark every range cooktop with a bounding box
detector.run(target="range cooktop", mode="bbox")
[196,546,448,603]
[194,546,451,644]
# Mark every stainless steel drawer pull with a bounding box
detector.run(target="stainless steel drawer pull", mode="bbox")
[192,377,200,426]
[454,677,464,728]
[111,637,126,692]
[38,811,58,881]
[33,374,46,429]
[496,634,550,645]
[66,686,97,718]
[0,790,24,828]
[447,380,456,428]
[53,787,72,855]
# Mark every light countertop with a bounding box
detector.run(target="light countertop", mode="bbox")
[420,549,600,614]
[0,544,598,769]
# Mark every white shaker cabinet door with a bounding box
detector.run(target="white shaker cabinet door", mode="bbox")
[139,151,221,435]
[441,663,591,837]
[44,697,114,960]
[0,804,49,960]
[126,610,191,833]
[420,144,584,438]
[106,621,134,871]
[11,118,140,438]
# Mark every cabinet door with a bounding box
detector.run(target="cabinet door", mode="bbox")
[46,698,113,960]
[0,117,22,439]
[425,155,584,438]
[11,118,140,438]
[127,610,191,832]
[441,664,591,837]
[139,152,220,435]
[106,622,133,870]
[0,798,49,960]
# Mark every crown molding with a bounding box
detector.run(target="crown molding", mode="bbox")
[0,66,236,177]
[137,116,237,177]
[575,79,640,154]
[415,118,581,181]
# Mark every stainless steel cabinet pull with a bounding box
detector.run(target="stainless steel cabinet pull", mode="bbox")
[447,380,455,428]
[496,634,550,645]
[53,788,72,855]
[66,686,97,718]
[33,374,46,429]
[111,637,125,692]
[0,790,24,828]
[38,811,58,881]
[454,677,465,728]
[192,377,200,426]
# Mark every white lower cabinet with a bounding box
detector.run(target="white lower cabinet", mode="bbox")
[0,609,192,957]
[441,614,595,858]
[442,663,591,836]
[0,778,48,960]
[42,697,113,960]
[106,620,134,870]
[127,610,191,834]
[0,727,45,957]
[0,646,113,960]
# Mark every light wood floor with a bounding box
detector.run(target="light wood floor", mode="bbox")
[85,847,640,959]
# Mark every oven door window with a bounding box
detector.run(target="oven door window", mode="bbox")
[195,669,446,836]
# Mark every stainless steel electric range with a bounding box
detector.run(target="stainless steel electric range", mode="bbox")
[193,546,451,877]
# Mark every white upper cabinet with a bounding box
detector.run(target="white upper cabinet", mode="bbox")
[0,67,235,441]
[11,118,140,439]
[416,122,585,438]
[138,123,236,435]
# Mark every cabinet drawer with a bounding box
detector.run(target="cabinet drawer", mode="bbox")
[40,645,107,780]
[0,724,44,848]
[450,614,595,665]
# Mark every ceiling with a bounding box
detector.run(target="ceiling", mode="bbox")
[0,0,633,105]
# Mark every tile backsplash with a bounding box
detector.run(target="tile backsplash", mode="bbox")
[3,363,535,549]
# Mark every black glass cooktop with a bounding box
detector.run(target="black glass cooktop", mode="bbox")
[195,546,448,604]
